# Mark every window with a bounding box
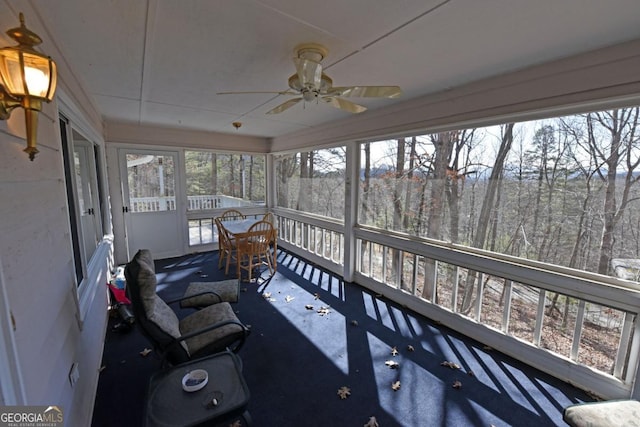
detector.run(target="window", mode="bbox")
[274,147,346,220]
[359,106,640,276]
[126,154,176,212]
[60,116,105,285]
[185,151,265,210]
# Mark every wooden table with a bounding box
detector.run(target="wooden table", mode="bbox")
[221,218,260,237]
[220,218,277,280]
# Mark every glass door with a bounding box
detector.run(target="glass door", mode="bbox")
[120,150,183,258]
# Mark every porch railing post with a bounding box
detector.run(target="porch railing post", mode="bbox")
[342,143,358,282]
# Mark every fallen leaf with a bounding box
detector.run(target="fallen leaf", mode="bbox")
[99,365,106,372]
[407,344,415,352]
[391,381,401,391]
[263,292,272,299]
[351,320,359,326]
[385,360,399,369]
[467,370,474,377]
[453,380,462,389]
[483,345,493,351]
[440,361,460,369]
[317,306,331,316]
[229,421,242,427]
[391,346,399,356]
[140,348,152,357]
[314,293,320,300]
[305,304,314,310]
[285,295,295,303]
[337,386,351,399]
[364,416,379,427]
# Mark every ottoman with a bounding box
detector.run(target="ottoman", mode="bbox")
[180,280,240,308]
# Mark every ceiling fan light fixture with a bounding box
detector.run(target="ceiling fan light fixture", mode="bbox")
[294,43,328,62]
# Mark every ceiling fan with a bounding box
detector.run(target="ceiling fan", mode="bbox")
[217,43,402,115]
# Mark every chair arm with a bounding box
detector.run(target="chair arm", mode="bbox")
[178,319,250,342]
[161,320,251,356]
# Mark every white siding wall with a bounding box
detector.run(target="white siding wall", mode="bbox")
[0,97,110,426]
[0,6,111,425]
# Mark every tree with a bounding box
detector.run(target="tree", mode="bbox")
[582,108,640,274]
[460,123,514,313]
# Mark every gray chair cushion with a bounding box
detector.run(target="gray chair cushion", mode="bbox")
[180,302,244,356]
[563,399,640,427]
[180,280,239,308]
[134,250,188,354]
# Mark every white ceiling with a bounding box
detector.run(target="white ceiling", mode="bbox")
[11,0,640,137]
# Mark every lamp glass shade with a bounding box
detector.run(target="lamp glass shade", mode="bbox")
[0,46,56,100]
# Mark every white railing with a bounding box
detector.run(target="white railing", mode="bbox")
[130,195,257,212]
[273,209,640,400]
[275,209,345,274]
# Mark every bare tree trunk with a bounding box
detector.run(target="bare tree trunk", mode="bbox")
[392,139,406,289]
[361,143,371,224]
[461,124,514,313]
[403,137,417,231]
[297,152,311,211]
[422,132,455,299]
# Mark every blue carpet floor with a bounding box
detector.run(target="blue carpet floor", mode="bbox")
[91,249,593,426]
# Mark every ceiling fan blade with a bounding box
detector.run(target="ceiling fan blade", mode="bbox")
[293,57,322,89]
[217,90,297,96]
[266,98,303,115]
[325,86,402,98]
[323,96,367,114]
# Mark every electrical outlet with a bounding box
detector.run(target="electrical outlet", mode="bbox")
[69,362,80,387]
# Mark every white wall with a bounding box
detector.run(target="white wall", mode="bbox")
[0,5,111,426]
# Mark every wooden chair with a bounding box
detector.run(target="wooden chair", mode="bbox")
[236,220,275,282]
[219,209,245,222]
[261,212,277,269]
[263,212,274,225]
[215,217,237,275]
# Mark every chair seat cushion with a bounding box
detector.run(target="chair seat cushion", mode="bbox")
[180,302,244,356]
[563,399,640,427]
[180,280,239,308]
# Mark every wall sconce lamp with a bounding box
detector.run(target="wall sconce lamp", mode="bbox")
[0,13,57,160]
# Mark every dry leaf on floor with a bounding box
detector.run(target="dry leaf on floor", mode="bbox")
[285,295,295,303]
[228,421,242,427]
[99,365,106,372]
[317,306,331,316]
[391,346,399,356]
[440,361,460,369]
[391,381,401,391]
[305,304,314,310]
[314,293,320,299]
[351,320,359,326]
[407,344,415,352]
[337,386,351,399]
[364,416,379,427]
[467,370,474,377]
[452,380,462,389]
[263,292,272,299]
[140,348,152,357]
[385,360,399,369]
[483,345,493,351]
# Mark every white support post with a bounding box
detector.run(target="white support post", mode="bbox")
[343,143,358,282]
[534,289,547,346]
[502,280,513,333]
[571,300,586,361]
